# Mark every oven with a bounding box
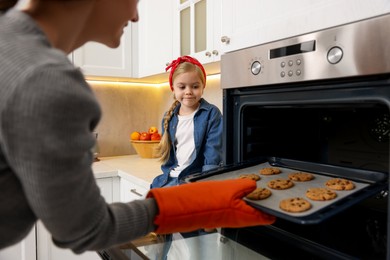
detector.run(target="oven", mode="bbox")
[186,13,390,259]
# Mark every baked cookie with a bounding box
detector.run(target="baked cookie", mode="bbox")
[279,197,312,213]
[267,179,294,190]
[246,187,272,200]
[325,178,355,191]
[306,188,337,201]
[260,167,281,175]
[288,172,314,182]
[239,173,261,181]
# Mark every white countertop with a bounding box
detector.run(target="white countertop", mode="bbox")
[92,155,162,188]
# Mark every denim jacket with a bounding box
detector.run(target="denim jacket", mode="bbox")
[151,99,223,188]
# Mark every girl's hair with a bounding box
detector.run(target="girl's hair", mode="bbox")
[0,0,18,11]
[172,62,206,87]
[157,100,180,163]
[157,62,205,163]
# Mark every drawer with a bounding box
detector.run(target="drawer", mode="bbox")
[120,178,148,202]
[96,177,120,203]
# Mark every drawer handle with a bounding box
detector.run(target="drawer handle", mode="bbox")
[130,189,143,197]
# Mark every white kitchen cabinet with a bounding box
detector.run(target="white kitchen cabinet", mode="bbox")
[69,0,224,78]
[0,227,36,260]
[36,222,100,260]
[173,0,222,64]
[221,0,390,53]
[71,0,173,79]
[72,27,132,78]
[36,177,120,260]
[120,177,148,202]
[96,176,121,203]
[132,0,174,77]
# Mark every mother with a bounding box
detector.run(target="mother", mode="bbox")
[0,0,275,254]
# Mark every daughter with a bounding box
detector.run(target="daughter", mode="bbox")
[151,56,223,188]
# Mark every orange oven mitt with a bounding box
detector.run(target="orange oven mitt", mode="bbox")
[147,179,276,234]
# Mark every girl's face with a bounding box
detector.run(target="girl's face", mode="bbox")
[172,71,205,113]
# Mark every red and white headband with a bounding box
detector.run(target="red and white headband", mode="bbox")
[165,56,206,91]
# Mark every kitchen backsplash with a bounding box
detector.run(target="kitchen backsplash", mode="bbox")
[90,75,222,157]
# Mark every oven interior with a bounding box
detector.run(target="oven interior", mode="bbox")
[241,103,388,173]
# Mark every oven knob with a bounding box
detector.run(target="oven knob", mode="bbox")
[327,46,343,64]
[251,61,262,75]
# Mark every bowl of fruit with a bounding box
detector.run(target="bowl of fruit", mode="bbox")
[130,126,161,159]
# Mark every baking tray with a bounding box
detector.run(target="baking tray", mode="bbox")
[185,158,387,224]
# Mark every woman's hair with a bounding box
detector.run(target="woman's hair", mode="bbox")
[0,0,18,11]
[157,62,205,163]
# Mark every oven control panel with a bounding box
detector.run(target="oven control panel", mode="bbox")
[222,14,390,89]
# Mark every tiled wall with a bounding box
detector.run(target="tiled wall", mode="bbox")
[90,75,222,157]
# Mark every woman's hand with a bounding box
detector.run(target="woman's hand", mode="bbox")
[147,179,276,234]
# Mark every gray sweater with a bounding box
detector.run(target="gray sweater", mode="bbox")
[0,10,157,253]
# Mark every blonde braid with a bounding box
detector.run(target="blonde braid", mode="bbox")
[157,100,180,163]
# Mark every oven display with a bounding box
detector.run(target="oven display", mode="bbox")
[269,40,316,59]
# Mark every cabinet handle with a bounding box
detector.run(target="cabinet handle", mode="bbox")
[212,50,219,56]
[205,51,212,57]
[221,36,230,44]
[130,189,143,197]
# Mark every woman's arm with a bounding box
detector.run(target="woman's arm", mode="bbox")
[2,64,156,253]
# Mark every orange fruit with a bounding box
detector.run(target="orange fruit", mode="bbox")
[130,131,141,140]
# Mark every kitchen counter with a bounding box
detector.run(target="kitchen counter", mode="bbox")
[92,155,162,188]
